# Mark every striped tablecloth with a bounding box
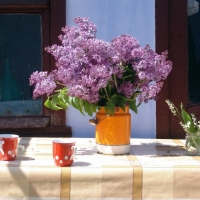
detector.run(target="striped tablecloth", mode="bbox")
[0,137,200,200]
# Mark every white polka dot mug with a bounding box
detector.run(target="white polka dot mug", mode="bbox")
[52,139,76,167]
[0,134,19,161]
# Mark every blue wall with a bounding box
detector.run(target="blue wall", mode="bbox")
[65,0,156,138]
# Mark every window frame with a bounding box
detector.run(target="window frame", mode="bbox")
[0,0,72,137]
[156,0,188,139]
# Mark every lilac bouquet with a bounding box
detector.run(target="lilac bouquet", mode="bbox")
[30,17,172,116]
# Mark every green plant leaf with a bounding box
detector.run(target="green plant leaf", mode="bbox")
[52,95,63,110]
[70,97,84,115]
[106,100,115,115]
[180,103,196,132]
[92,104,99,113]
[68,96,74,105]
[122,74,134,82]
[44,97,62,110]
[181,109,192,124]
[70,97,79,110]
[83,101,93,116]
[44,98,57,110]
[128,99,138,113]
[57,93,68,109]
[116,96,125,111]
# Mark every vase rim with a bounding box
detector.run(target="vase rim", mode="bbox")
[98,106,129,114]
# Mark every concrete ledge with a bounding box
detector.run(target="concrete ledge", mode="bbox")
[0,116,50,128]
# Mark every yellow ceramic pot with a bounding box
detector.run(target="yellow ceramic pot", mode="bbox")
[95,106,131,154]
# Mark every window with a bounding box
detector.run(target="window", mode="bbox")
[0,14,42,116]
[0,0,72,137]
[188,0,200,104]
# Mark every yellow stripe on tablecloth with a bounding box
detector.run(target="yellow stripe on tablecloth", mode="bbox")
[192,156,200,162]
[128,155,143,199]
[127,154,138,161]
[133,166,143,199]
[172,139,185,147]
[61,167,71,200]
[173,139,200,163]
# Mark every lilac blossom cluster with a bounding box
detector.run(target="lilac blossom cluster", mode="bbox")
[30,16,172,107]
[110,35,172,102]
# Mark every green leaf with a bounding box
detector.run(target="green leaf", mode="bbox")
[180,103,196,132]
[83,101,93,116]
[44,97,62,111]
[44,98,56,110]
[116,96,125,111]
[92,104,98,113]
[75,98,85,115]
[128,99,138,113]
[106,100,115,115]
[122,74,134,81]
[43,86,98,116]
[69,97,85,115]
[52,95,63,110]
[70,97,79,110]
[57,93,68,109]
[181,109,192,124]
[68,96,74,105]
[61,87,68,93]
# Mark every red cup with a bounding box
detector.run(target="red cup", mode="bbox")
[0,134,19,161]
[52,139,76,167]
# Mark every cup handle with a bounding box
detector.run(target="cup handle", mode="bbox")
[70,146,77,160]
[0,140,4,155]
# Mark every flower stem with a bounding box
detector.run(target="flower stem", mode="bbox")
[104,88,109,100]
[190,134,200,154]
[56,81,66,87]
[174,107,184,122]
[113,74,118,90]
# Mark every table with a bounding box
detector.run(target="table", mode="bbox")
[0,138,200,200]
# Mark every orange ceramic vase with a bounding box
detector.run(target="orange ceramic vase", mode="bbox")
[95,106,131,154]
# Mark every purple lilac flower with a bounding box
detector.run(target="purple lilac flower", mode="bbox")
[118,82,134,98]
[111,34,140,64]
[136,81,164,103]
[29,71,56,98]
[39,17,116,103]
[30,16,172,107]
[29,71,49,85]
[111,34,172,102]
[67,85,99,103]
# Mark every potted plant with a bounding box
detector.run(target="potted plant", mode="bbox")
[166,99,200,155]
[30,17,172,154]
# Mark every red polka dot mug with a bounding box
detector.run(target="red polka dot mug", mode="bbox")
[0,134,19,161]
[52,139,76,167]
